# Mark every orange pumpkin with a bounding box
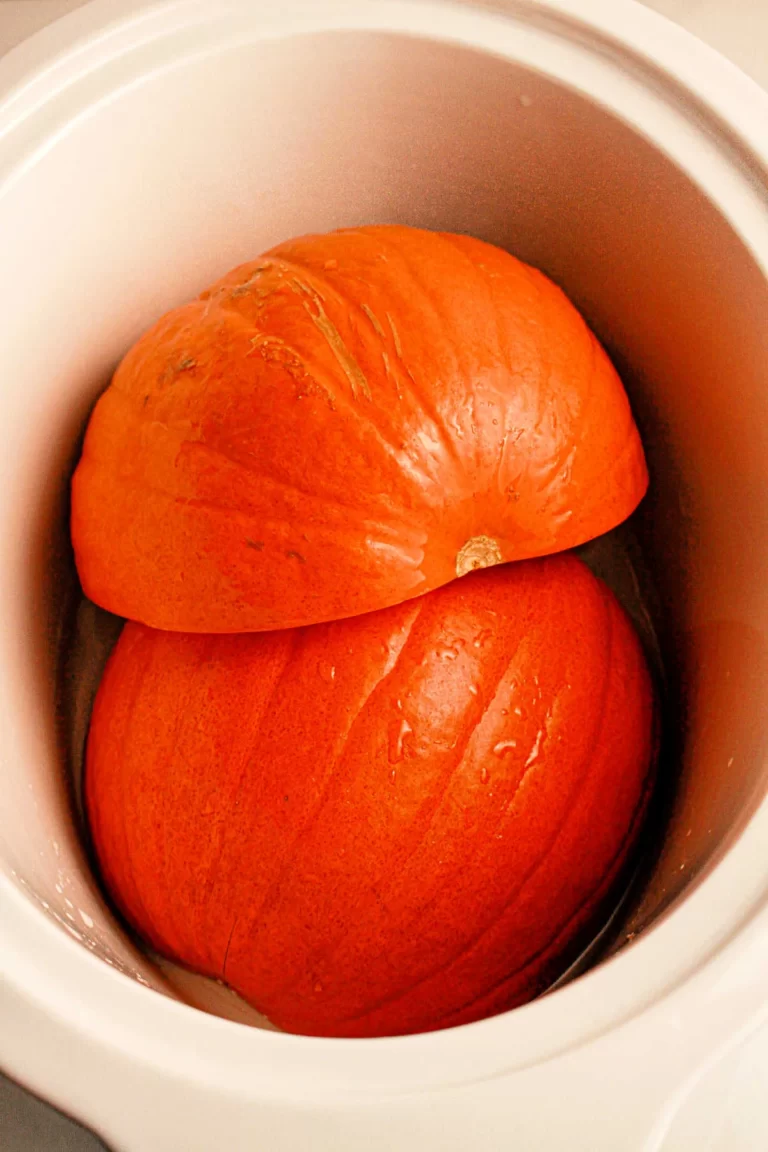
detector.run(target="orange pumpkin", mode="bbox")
[72,226,647,632]
[86,555,655,1037]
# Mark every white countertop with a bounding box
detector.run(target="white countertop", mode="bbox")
[0,0,764,1149]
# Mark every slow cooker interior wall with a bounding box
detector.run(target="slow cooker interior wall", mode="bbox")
[2,29,767,1000]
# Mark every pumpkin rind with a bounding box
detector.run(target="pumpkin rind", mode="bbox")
[86,555,655,1037]
[72,226,648,631]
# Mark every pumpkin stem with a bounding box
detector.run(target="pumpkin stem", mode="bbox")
[455,535,503,578]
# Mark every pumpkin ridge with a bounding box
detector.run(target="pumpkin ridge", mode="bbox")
[435,230,509,376]
[267,617,529,1004]
[579,328,632,458]
[580,416,648,488]
[176,438,423,526]
[154,638,223,963]
[221,600,426,976]
[418,759,655,1034]
[325,591,615,1025]
[189,634,299,972]
[216,285,446,496]
[89,632,177,955]
[275,591,577,1018]
[188,630,303,973]
[269,242,462,482]
[352,228,468,473]
[91,462,423,549]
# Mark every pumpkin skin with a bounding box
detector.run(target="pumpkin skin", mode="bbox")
[72,226,648,632]
[86,555,655,1038]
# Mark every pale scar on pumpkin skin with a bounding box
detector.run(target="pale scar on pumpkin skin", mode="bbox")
[289,278,372,402]
[456,535,503,578]
[361,303,385,338]
[386,313,403,358]
[227,263,372,403]
[229,263,273,297]
[359,303,405,399]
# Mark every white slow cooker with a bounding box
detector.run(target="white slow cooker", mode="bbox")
[2,1,768,1148]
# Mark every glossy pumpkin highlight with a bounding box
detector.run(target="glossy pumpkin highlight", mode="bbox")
[72,226,648,632]
[86,555,655,1037]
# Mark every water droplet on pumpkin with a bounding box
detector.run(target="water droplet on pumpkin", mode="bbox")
[480,766,489,784]
[492,418,499,426]
[513,705,523,717]
[388,717,413,764]
[468,685,479,697]
[473,629,492,649]
[390,768,397,784]
[318,662,336,683]
[436,638,464,661]
[500,708,508,716]
[492,740,517,757]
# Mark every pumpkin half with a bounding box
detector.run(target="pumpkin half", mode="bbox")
[72,226,647,632]
[86,554,655,1037]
